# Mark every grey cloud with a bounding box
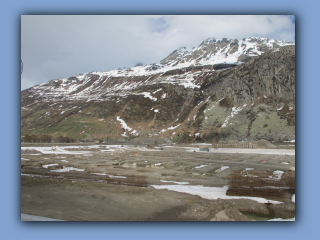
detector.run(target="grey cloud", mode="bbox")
[21,15,295,90]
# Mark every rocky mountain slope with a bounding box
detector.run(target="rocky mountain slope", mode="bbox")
[21,37,295,143]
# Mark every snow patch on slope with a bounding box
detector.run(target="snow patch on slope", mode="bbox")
[222,104,247,128]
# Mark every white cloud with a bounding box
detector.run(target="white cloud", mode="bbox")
[21,15,295,90]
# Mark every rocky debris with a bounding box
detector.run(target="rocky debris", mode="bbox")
[180,200,213,220]
[179,196,296,221]
[267,202,295,219]
[210,207,254,221]
[224,199,270,215]
[21,149,42,155]
[121,163,137,168]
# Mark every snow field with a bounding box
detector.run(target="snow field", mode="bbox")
[151,185,283,204]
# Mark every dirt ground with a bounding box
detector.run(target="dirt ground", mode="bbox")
[21,143,295,221]
[21,176,203,221]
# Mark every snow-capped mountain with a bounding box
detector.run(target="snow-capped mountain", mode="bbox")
[22,37,294,104]
[21,37,295,143]
[160,37,293,66]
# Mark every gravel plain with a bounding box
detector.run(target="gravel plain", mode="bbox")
[21,143,295,221]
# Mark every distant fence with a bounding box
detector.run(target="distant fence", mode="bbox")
[214,143,257,149]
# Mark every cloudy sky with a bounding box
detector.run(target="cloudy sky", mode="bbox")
[21,15,295,90]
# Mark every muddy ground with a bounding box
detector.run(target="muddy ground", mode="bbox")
[21,144,295,221]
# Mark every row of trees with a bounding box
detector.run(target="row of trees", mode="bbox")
[21,134,76,143]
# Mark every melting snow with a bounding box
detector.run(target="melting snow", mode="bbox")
[91,173,127,178]
[241,168,254,173]
[140,92,157,101]
[51,167,85,172]
[273,170,284,180]
[168,124,180,130]
[195,165,208,169]
[160,124,180,133]
[153,88,162,94]
[160,180,189,185]
[42,164,59,168]
[215,166,229,172]
[222,104,247,128]
[130,130,138,135]
[151,185,282,204]
[205,104,215,112]
[116,116,132,131]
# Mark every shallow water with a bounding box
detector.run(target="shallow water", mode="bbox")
[241,212,274,221]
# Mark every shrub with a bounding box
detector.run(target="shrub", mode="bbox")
[219,96,234,108]
[172,135,182,143]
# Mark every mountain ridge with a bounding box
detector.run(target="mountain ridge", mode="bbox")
[21,37,295,143]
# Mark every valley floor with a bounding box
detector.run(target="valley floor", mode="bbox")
[21,143,295,221]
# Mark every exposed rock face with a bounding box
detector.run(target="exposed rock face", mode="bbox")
[21,37,295,143]
[201,45,295,106]
[199,45,295,142]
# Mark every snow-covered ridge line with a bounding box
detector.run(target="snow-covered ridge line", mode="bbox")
[28,37,294,88]
[84,38,291,79]
[24,37,294,104]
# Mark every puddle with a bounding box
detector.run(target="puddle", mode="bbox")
[241,212,274,221]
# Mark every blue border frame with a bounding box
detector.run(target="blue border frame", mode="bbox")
[1,1,319,240]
